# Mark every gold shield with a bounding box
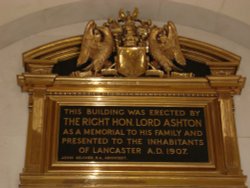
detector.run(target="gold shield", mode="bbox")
[116,47,148,77]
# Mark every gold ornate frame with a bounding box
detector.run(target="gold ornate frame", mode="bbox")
[18,36,247,187]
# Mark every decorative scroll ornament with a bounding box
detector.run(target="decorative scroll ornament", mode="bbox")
[73,8,192,78]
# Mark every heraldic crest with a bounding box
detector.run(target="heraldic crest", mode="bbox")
[72,8,192,78]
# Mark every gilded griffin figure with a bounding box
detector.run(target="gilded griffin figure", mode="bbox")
[74,20,114,76]
[149,21,186,75]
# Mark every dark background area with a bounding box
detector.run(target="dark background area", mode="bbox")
[52,55,211,77]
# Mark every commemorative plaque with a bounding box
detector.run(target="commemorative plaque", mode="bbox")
[58,106,208,162]
[18,8,247,188]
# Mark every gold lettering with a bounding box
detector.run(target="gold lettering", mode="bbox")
[147,147,154,154]
[154,129,182,136]
[75,128,81,135]
[61,137,108,144]
[147,138,204,146]
[64,108,82,115]
[183,130,203,136]
[83,128,125,136]
[163,119,202,127]
[136,118,161,127]
[112,118,133,126]
[81,117,110,126]
[147,147,164,154]
[166,148,188,155]
[149,110,186,116]
[127,138,143,145]
[63,128,73,135]
[86,108,125,115]
[127,109,145,115]
[139,129,152,136]
[64,117,81,126]
[92,147,141,154]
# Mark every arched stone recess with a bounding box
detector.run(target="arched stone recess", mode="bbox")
[1,0,250,49]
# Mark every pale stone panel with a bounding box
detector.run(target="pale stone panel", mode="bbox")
[220,0,250,26]
[0,0,79,25]
[238,138,250,186]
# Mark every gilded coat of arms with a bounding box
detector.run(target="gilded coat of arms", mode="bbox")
[72,8,191,78]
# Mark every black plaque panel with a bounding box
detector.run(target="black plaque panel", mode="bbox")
[58,106,208,162]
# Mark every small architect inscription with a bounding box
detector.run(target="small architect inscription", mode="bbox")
[58,106,208,162]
